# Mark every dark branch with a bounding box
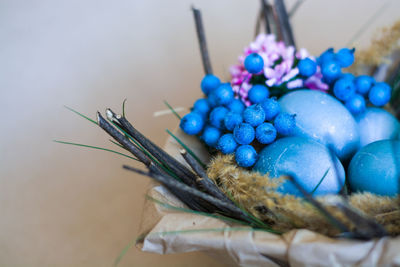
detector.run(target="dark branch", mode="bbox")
[192,6,213,75]
[180,149,234,204]
[106,108,198,187]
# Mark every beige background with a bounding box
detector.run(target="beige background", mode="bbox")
[1,0,399,266]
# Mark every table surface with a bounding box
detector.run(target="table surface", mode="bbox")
[1,0,399,266]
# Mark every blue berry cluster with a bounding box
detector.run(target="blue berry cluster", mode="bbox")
[315,48,392,114]
[180,55,296,168]
[317,48,355,84]
[333,75,391,114]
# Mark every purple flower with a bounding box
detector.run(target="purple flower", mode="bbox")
[229,34,328,104]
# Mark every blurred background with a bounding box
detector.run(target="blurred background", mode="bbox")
[1,0,399,266]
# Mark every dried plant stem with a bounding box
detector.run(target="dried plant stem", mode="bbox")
[192,6,213,75]
[97,112,151,165]
[288,0,305,17]
[106,108,198,187]
[123,164,258,225]
[97,111,213,212]
[180,149,234,204]
[274,0,296,48]
[260,0,271,34]
[335,202,387,239]
[287,175,388,239]
[286,175,350,234]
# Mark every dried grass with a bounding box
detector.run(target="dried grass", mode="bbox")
[349,20,400,74]
[207,154,400,237]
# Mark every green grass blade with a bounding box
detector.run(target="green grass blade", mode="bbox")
[109,139,125,149]
[146,195,281,234]
[147,195,250,227]
[166,129,206,169]
[311,168,330,195]
[113,196,281,266]
[346,1,390,46]
[225,191,271,229]
[113,238,136,266]
[122,99,127,118]
[108,120,182,182]
[136,227,264,244]
[64,105,97,125]
[54,140,139,162]
[163,100,182,120]
[116,226,274,266]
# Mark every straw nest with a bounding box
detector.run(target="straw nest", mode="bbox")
[207,154,400,237]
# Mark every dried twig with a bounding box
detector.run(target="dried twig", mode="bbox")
[97,112,151,165]
[288,0,305,18]
[286,175,350,234]
[274,0,296,47]
[192,6,213,75]
[124,164,257,225]
[106,108,198,187]
[335,202,387,239]
[260,0,271,34]
[97,111,211,211]
[180,149,234,204]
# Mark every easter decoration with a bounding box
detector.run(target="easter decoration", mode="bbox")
[56,1,400,266]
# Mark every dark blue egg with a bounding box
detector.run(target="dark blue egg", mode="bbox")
[348,140,400,196]
[355,108,400,149]
[279,90,360,161]
[253,137,345,196]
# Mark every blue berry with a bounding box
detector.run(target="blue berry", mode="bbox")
[193,98,211,115]
[255,123,277,144]
[333,78,356,101]
[336,48,355,68]
[201,125,221,147]
[235,145,258,167]
[217,133,238,154]
[227,98,245,114]
[317,48,335,65]
[224,112,243,131]
[244,53,264,74]
[201,74,220,95]
[243,104,266,127]
[261,98,280,121]
[321,60,341,83]
[207,92,219,107]
[209,106,229,129]
[180,112,204,135]
[233,123,255,145]
[355,75,374,95]
[248,84,269,104]
[298,58,317,77]
[274,112,296,136]
[368,82,391,107]
[214,83,234,105]
[345,94,366,114]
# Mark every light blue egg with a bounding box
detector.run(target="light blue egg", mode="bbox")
[348,140,400,196]
[253,136,345,196]
[279,90,360,161]
[355,107,400,149]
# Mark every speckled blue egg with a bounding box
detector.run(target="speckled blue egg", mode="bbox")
[279,90,360,161]
[348,140,400,196]
[253,137,345,196]
[355,107,400,149]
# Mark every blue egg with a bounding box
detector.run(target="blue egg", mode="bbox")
[355,107,400,148]
[278,90,360,161]
[348,140,400,196]
[253,137,345,196]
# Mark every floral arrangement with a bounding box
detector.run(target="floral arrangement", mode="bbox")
[57,1,400,265]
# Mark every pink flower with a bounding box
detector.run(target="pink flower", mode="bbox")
[229,33,328,103]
